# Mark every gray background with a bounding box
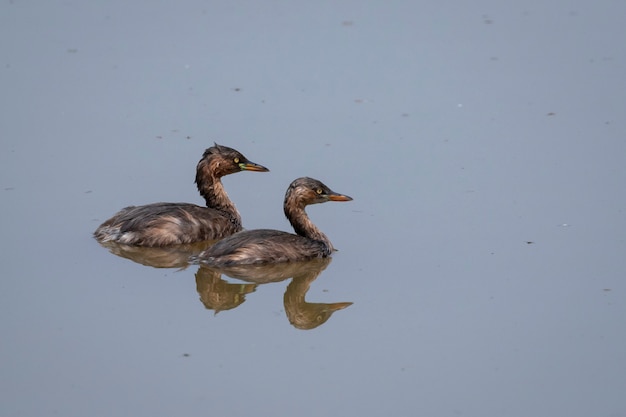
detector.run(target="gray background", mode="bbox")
[1,1,625,416]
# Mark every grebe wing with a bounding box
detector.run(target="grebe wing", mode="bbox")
[115,203,224,231]
[200,229,328,265]
[97,202,237,246]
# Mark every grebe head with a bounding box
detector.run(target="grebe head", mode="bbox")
[285,177,353,208]
[198,143,269,178]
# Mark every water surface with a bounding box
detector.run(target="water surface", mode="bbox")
[1,1,625,416]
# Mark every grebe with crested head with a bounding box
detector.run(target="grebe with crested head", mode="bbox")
[197,177,352,265]
[94,143,269,247]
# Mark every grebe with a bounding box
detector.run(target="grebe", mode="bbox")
[94,143,269,246]
[197,177,352,265]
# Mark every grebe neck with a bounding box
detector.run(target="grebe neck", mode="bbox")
[284,204,334,252]
[196,169,241,225]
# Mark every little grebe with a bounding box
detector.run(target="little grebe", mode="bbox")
[197,177,352,265]
[94,143,269,246]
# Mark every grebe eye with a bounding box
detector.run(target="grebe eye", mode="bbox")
[316,188,323,194]
[234,157,240,163]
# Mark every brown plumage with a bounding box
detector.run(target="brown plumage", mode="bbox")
[93,143,269,247]
[197,177,352,266]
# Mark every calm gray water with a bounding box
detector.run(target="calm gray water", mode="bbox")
[2,1,625,416]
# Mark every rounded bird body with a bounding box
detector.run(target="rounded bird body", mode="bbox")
[198,177,352,265]
[94,143,269,247]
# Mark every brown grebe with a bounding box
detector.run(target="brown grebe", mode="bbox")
[94,143,269,246]
[197,177,352,265]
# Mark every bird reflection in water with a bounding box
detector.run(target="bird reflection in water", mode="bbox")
[195,266,257,313]
[201,257,352,330]
[282,258,352,330]
[97,239,216,269]
[95,242,351,330]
